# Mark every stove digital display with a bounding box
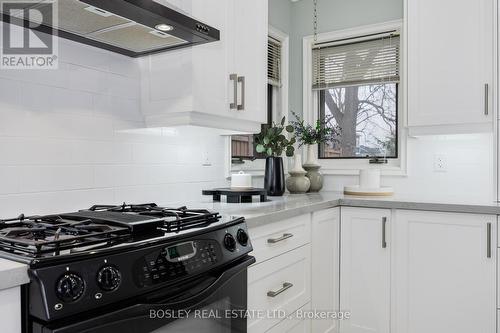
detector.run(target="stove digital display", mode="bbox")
[167,242,195,261]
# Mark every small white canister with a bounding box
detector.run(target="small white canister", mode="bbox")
[359,168,381,189]
[231,171,252,189]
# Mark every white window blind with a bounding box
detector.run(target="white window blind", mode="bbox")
[312,33,400,90]
[268,36,281,86]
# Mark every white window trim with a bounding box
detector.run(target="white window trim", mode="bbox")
[302,19,408,176]
[224,25,290,178]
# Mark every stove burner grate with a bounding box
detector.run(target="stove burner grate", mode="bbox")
[88,203,221,233]
[0,203,222,259]
[0,214,130,257]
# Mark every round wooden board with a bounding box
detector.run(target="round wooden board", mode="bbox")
[344,190,394,196]
[343,185,394,197]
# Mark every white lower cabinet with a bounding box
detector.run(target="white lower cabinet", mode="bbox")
[393,210,496,333]
[247,207,498,333]
[0,287,21,333]
[311,208,340,333]
[248,214,311,264]
[247,244,311,333]
[266,304,312,333]
[339,207,391,333]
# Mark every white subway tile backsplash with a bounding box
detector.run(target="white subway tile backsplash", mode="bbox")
[52,88,93,116]
[18,82,53,112]
[67,64,108,94]
[0,167,20,194]
[109,97,143,121]
[14,112,113,140]
[0,78,20,107]
[92,94,114,118]
[0,137,73,165]
[131,143,174,164]
[107,56,141,78]
[0,189,115,217]
[72,141,134,165]
[93,165,119,188]
[107,73,140,99]
[20,166,94,192]
[59,40,111,73]
[0,35,226,217]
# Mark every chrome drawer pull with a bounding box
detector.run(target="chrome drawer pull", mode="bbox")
[229,74,238,110]
[267,282,293,297]
[237,76,245,110]
[382,217,387,249]
[267,233,293,244]
[487,222,492,258]
[484,83,489,116]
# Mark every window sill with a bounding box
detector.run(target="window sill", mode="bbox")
[318,165,408,177]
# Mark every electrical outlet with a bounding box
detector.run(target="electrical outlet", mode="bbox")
[433,154,447,172]
[202,151,212,166]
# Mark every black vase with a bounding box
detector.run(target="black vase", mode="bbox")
[264,156,285,196]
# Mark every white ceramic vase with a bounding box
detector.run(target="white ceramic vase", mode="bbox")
[303,144,323,192]
[291,153,306,172]
[286,153,310,194]
[304,144,319,166]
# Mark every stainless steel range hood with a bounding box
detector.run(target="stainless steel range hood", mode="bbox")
[0,0,220,57]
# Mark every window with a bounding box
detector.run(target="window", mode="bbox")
[313,33,400,159]
[231,36,282,161]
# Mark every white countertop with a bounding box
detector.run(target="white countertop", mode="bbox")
[0,259,29,290]
[181,191,500,227]
[2,191,499,289]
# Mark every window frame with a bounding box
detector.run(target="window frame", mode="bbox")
[302,20,407,176]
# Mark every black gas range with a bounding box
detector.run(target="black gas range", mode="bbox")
[0,203,254,333]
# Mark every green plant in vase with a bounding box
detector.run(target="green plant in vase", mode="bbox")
[255,116,295,196]
[290,111,341,192]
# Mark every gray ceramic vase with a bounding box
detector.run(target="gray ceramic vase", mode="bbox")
[286,170,311,194]
[303,164,323,192]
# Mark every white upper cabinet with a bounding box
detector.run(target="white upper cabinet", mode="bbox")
[140,0,268,133]
[406,0,495,134]
[393,210,496,333]
[230,0,268,122]
[340,207,391,333]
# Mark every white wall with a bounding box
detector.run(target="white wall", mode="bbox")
[0,34,226,217]
[324,134,495,202]
[268,0,496,203]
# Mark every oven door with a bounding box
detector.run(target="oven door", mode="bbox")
[33,256,255,333]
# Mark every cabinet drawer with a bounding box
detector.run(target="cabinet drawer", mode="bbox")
[266,303,311,333]
[248,214,310,263]
[248,245,311,333]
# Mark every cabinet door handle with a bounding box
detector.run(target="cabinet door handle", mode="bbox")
[487,222,492,258]
[267,233,293,244]
[382,217,387,248]
[267,282,293,297]
[484,83,489,116]
[237,76,245,110]
[229,74,238,110]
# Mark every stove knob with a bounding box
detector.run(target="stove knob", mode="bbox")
[56,273,85,302]
[224,233,237,252]
[236,229,249,246]
[97,266,121,292]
